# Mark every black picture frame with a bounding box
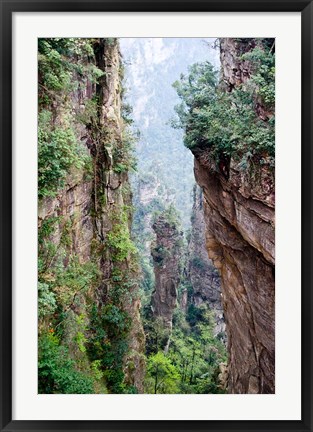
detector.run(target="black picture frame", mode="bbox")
[1,0,312,431]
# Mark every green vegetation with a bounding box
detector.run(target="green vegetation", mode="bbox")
[84,204,140,394]
[86,303,133,394]
[106,206,137,262]
[144,305,226,394]
[38,333,95,394]
[38,38,140,395]
[38,38,100,198]
[112,129,137,174]
[38,205,139,395]
[190,255,209,272]
[38,38,103,105]
[38,229,104,393]
[173,39,275,169]
[146,351,180,394]
[142,204,226,394]
[38,282,57,319]
[38,207,139,394]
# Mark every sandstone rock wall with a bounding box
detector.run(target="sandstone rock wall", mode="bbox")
[151,211,183,330]
[38,39,145,392]
[193,38,275,393]
[188,185,225,339]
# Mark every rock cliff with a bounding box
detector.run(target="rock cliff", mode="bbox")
[188,185,225,339]
[192,38,275,393]
[151,209,183,330]
[38,39,145,393]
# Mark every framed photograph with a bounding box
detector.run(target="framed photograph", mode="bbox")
[1,0,312,431]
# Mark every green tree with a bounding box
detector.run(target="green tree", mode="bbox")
[146,351,180,394]
[172,42,275,168]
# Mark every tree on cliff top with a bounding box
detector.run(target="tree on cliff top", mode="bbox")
[172,39,275,168]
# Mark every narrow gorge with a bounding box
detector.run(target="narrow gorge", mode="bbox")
[38,37,275,394]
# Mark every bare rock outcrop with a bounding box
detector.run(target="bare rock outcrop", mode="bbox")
[151,210,183,330]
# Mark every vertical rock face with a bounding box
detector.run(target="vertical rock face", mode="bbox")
[188,185,225,339]
[38,39,145,393]
[219,38,255,90]
[193,38,275,393]
[151,211,183,329]
[194,160,275,394]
